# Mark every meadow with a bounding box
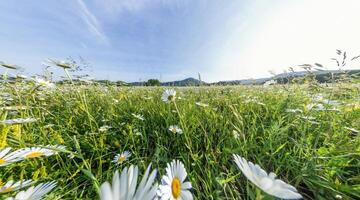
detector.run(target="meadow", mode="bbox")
[0,76,359,199]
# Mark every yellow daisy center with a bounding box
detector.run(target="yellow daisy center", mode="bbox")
[0,186,13,193]
[26,151,43,158]
[167,95,174,101]
[171,177,181,198]
[171,128,177,133]
[0,159,6,165]
[118,155,126,163]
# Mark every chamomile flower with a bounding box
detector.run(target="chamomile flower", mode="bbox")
[0,180,34,194]
[99,164,158,200]
[345,127,359,133]
[34,78,55,88]
[285,109,303,113]
[113,151,131,165]
[132,113,145,121]
[5,181,57,200]
[0,148,25,166]
[15,145,66,159]
[0,61,20,70]
[161,89,176,102]
[233,154,302,199]
[0,118,37,125]
[159,160,193,200]
[195,102,209,107]
[169,125,183,134]
[99,125,112,132]
[46,59,72,69]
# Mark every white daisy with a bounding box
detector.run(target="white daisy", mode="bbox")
[0,118,37,125]
[100,164,158,200]
[161,89,176,102]
[263,79,276,86]
[233,154,302,199]
[0,61,20,70]
[195,102,209,107]
[159,160,193,200]
[232,130,240,139]
[285,109,303,113]
[168,125,183,134]
[112,151,131,165]
[5,181,57,200]
[99,125,112,132]
[0,148,25,166]
[0,180,34,194]
[0,106,29,111]
[34,78,55,88]
[15,145,66,159]
[46,59,72,69]
[132,113,145,121]
[345,127,359,133]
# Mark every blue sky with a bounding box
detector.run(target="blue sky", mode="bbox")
[1,0,360,82]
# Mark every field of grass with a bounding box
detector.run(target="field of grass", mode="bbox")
[0,79,359,199]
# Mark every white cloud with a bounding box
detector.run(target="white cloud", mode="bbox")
[77,0,109,44]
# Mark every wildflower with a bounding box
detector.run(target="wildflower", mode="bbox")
[244,99,265,106]
[233,154,302,199]
[15,145,66,159]
[232,130,240,139]
[306,103,324,110]
[169,125,183,134]
[0,148,25,166]
[159,160,193,200]
[99,164,158,200]
[132,113,145,121]
[195,102,209,107]
[0,118,37,125]
[34,78,55,88]
[16,74,27,79]
[4,181,57,200]
[0,61,19,70]
[335,194,343,199]
[133,129,142,136]
[112,151,131,165]
[46,59,72,69]
[99,125,112,132]
[285,109,303,113]
[0,180,34,194]
[0,106,29,111]
[345,127,359,133]
[43,124,55,129]
[263,79,276,86]
[161,89,176,102]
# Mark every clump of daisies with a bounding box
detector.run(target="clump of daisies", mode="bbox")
[99,164,158,200]
[161,89,176,102]
[112,151,131,165]
[158,160,193,200]
[169,125,183,134]
[233,154,302,199]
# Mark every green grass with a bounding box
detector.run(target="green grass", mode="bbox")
[0,81,359,199]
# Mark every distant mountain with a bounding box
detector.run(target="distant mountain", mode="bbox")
[161,77,206,86]
[129,77,206,86]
